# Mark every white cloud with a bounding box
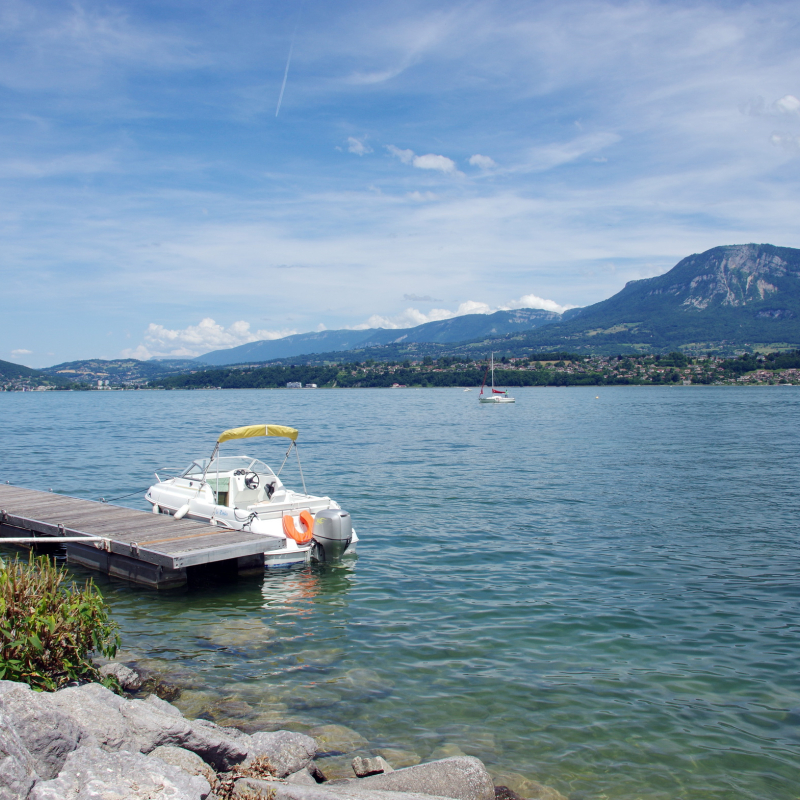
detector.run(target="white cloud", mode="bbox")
[345,66,408,85]
[469,154,497,170]
[407,190,437,201]
[770,133,800,150]
[742,95,800,117]
[11,348,33,356]
[121,318,298,359]
[413,153,457,173]
[387,145,461,174]
[386,145,414,164]
[403,293,440,302]
[501,294,577,314]
[350,295,572,330]
[511,132,621,174]
[775,95,800,114]
[347,136,372,156]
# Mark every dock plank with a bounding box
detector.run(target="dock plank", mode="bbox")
[0,485,283,570]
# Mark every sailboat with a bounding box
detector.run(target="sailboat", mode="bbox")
[478,353,515,404]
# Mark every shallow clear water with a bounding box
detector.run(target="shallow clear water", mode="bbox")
[2,387,799,799]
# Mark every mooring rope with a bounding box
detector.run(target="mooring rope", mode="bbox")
[99,487,150,503]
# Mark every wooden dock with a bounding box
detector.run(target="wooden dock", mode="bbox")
[0,484,283,588]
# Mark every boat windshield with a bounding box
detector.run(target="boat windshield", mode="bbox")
[182,456,275,477]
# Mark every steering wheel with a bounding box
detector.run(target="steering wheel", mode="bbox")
[244,472,260,490]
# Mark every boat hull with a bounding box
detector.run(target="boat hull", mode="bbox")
[145,487,358,568]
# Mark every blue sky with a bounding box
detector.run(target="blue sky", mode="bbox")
[3,0,800,366]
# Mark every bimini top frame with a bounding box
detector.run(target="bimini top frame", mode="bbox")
[203,424,308,495]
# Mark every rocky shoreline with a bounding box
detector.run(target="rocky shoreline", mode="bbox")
[0,661,567,800]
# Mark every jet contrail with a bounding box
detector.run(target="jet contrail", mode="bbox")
[275,24,298,117]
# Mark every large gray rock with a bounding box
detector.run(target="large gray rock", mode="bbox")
[0,679,32,696]
[43,682,248,770]
[322,791,463,800]
[30,746,210,800]
[150,745,218,789]
[0,683,82,779]
[234,780,456,800]
[123,698,248,768]
[99,662,142,691]
[286,767,318,785]
[0,708,38,800]
[351,754,393,777]
[46,683,139,752]
[192,717,251,744]
[243,730,318,778]
[144,693,183,717]
[327,756,494,800]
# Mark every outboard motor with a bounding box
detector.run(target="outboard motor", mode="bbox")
[312,509,352,562]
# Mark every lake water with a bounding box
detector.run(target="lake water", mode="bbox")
[2,387,799,799]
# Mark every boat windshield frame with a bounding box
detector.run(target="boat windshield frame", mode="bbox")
[182,456,275,479]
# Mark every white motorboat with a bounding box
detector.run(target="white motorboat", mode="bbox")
[478,353,515,404]
[145,424,358,568]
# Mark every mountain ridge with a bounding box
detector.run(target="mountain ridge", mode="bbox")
[509,243,800,353]
[239,243,800,364]
[197,308,563,365]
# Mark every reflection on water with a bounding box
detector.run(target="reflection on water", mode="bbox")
[2,387,800,800]
[261,561,356,616]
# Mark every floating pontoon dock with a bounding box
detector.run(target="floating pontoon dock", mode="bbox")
[0,484,283,589]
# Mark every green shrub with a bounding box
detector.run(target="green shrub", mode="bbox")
[0,554,120,691]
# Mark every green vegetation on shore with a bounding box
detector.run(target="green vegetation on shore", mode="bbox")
[148,350,800,390]
[0,555,120,690]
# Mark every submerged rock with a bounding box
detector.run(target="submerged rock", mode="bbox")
[428,743,469,761]
[288,688,343,710]
[204,698,255,723]
[329,668,395,700]
[142,676,183,702]
[205,619,277,649]
[290,647,346,669]
[315,751,372,781]
[29,746,210,800]
[309,724,368,755]
[494,788,524,800]
[489,771,568,800]
[173,689,217,719]
[235,711,308,735]
[374,747,422,768]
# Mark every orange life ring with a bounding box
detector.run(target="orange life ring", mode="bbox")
[282,510,314,544]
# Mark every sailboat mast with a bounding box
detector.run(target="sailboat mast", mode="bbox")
[491,352,495,391]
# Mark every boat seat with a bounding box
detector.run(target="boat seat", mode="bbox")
[233,487,261,507]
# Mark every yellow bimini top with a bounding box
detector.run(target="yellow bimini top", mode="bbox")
[217,424,298,443]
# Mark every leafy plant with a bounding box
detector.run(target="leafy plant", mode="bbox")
[0,554,120,691]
